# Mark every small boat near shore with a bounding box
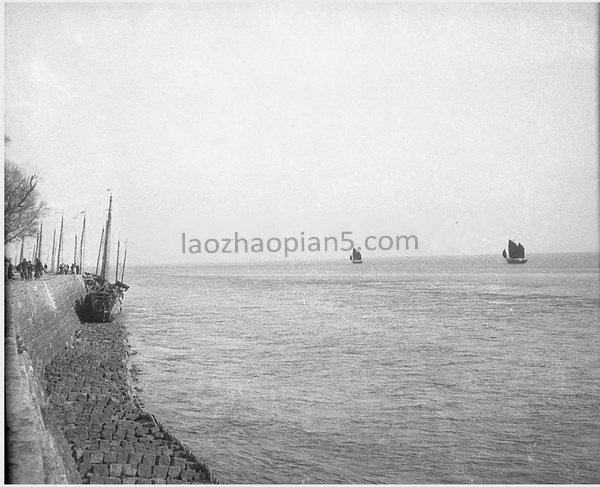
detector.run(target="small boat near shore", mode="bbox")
[81,195,129,322]
[503,239,528,264]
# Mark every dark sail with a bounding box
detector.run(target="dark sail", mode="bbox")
[517,243,525,259]
[352,248,362,261]
[508,240,518,259]
[502,249,507,258]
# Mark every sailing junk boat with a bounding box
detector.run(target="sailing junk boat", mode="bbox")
[502,239,528,264]
[82,196,129,322]
[350,247,363,264]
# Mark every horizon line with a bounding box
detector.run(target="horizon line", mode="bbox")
[122,250,599,267]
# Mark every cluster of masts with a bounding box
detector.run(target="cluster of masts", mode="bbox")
[15,195,126,282]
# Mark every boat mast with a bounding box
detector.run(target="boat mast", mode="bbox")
[56,213,64,270]
[100,195,112,280]
[96,225,105,275]
[79,213,86,274]
[19,236,24,263]
[37,222,43,261]
[74,234,78,267]
[115,240,121,282]
[32,227,38,261]
[120,242,127,282]
[50,229,56,273]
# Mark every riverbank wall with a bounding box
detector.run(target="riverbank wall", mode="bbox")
[4,275,218,484]
[5,275,86,483]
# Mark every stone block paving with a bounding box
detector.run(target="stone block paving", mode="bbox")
[44,322,217,484]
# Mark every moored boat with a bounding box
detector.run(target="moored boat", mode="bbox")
[81,195,129,322]
[82,274,129,322]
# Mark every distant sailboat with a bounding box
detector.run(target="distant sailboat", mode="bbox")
[503,239,527,264]
[350,247,363,264]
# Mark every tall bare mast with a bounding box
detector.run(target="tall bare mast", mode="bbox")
[50,229,56,272]
[74,234,78,266]
[37,222,43,260]
[96,225,105,275]
[100,195,112,280]
[115,240,121,282]
[80,213,86,274]
[120,242,127,282]
[56,213,64,270]
[32,228,38,261]
[19,236,24,263]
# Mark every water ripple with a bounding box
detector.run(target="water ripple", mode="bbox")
[123,255,600,483]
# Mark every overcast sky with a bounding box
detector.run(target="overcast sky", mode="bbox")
[4,2,598,265]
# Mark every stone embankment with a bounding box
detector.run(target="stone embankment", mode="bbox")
[5,275,218,484]
[44,321,217,484]
[5,275,87,483]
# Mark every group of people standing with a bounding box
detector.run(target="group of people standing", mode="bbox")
[4,258,45,280]
[19,258,45,279]
[57,263,80,275]
[4,258,80,280]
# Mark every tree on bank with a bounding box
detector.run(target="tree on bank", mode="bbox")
[4,136,48,244]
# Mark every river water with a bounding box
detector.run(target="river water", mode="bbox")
[123,254,599,483]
